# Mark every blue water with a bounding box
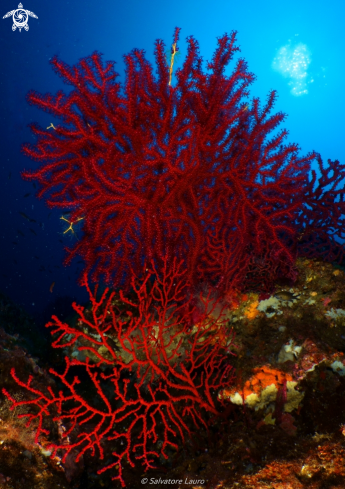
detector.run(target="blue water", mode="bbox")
[1,0,344,319]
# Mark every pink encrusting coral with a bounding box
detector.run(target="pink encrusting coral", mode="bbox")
[3,258,235,485]
[20,28,345,295]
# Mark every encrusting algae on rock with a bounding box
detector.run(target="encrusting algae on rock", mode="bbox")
[219,365,304,414]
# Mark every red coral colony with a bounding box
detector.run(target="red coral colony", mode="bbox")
[3,258,234,486]
[3,27,345,486]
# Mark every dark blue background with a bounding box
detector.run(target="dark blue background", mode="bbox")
[1,0,344,321]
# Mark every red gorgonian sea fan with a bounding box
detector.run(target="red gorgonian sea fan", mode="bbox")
[3,258,235,486]
[21,28,345,293]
